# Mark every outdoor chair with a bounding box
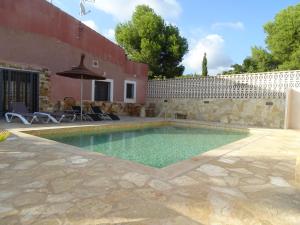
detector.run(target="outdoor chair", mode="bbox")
[71,106,102,121]
[90,105,120,120]
[50,111,77,123]
[4,102,60,125]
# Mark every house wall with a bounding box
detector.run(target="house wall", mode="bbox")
[0,0,148,104]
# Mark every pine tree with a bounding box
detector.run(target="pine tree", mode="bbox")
[202,53,208,76]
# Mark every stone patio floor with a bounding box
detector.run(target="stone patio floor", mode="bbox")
[0,117,300,225]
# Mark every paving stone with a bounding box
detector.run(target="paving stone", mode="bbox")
[0,215,20,225]
[149,179,172,191]
[228,167,253,175]
[251,162,270,169]
[243,177,267,185]
[43,203,73,216]
[224,176,239,187]
[13,160,37,170]
[12,152,36,159]
[75,198,112,218]
[240,183,274,193]
[218,157,239,164]
[0,204,18,218]
[13,192,46,207]
[208,177,227,187]
[122,172,149,187]
[69,156,89,164]
[0,163,10,169]
[170,176,198,186]
[166,195,209,223]
[51,177,82,193]
[0,191,17,201]
[22,181,47,189]
[118,180,135,189]
[197,164,228,177]
[42,159,66,166]
[269,176,291,187]
[208,193,231,216]
[20,205,47,223]
[84,177,116,189]
[31,217,62,225]
[135,188,167,202]
[46,193,74,203]
[210,186,246,199]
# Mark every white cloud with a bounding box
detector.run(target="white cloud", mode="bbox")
[211,22,245,31]
[104,28,116,42]
[183,34,232,75]
[89,0,181,21]
[82,20,99,32]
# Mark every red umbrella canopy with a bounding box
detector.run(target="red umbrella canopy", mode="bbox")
[56,54,105,80]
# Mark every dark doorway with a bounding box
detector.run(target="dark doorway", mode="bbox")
[0,68,39,116]
[94,81,111,101]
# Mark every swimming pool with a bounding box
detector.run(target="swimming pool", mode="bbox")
[39,125,248,168]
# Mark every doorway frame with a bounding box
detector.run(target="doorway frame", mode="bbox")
[91,79,114,102]
[0,67,39,116]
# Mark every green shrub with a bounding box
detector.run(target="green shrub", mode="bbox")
[0,131,10,142]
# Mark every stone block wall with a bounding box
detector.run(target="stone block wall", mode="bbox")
[147,98,286,128]
[52,99,144,116]
[39,70,52,112]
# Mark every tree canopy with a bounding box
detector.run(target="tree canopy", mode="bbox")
[202,53,208,76]
[115,5,188,79]
[223,3,300,75]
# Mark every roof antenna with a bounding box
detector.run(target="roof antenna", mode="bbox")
[80,0,95,16]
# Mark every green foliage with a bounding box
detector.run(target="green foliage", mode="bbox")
[0,131,10,142]
[251,47,279,72]
[264,4,300,70]
[115,5,188,79]
[223,3,300,75]
[222,58,257,75]
[202,53,208,76]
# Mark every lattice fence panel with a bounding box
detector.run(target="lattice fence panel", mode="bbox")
[147,71,300,99]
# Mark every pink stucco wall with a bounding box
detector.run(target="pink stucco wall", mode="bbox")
[0,0,148,103]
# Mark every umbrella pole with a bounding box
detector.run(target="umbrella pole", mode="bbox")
[80,76,83,121]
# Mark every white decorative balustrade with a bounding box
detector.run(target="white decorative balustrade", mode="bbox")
[147,70,300,99]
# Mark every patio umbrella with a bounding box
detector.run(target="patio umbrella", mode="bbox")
[56,54,105,120]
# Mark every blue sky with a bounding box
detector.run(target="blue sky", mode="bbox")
[51,0,299,75]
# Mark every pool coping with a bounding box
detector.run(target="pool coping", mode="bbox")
[7,120,272,179]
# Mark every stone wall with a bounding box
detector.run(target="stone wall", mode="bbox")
[147,98,286,128]
[39,70,52,112]
[52,99,144,116]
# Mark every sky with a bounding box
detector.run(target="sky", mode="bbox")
[50,0,299,75]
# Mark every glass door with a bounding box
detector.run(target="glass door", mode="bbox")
[0,69,39,116]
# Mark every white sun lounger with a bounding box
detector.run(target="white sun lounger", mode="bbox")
[4,102,64,125]
[5,112,39,125]
[33,112,60,123]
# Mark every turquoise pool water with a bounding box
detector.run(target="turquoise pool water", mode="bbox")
[42,126,248,168]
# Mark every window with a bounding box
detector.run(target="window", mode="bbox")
[124,80,136,103]
[126,83,134,99]
[92,79,113,102]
